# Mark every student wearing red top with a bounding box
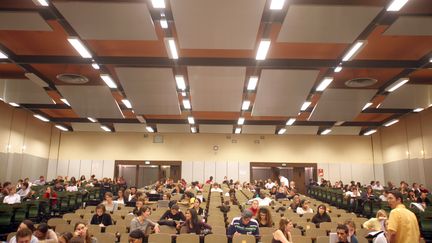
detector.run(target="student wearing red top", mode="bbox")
[248,199,259,217]
[43,186,58,208]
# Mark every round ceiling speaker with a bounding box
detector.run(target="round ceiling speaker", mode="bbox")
[344,78,377,88]
[56,73,89,84]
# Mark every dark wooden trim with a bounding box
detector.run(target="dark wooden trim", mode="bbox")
[250,162,318,183]
[115,160,181,166]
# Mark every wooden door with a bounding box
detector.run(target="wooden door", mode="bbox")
[293,167,306,194]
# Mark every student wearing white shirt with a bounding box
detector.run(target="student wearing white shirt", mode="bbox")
[3,186,21,204]
[296,200,314,215]
[17,182,30,198]
[372,181,384,190]
[265,179,275,190]
[279,175,289,187]
[210,183,224,193]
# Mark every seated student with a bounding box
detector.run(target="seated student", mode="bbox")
[192,198,204,216]
[17,182,30,198]
[311,204,331,226]
[296,200,313,215]
[179,191,196,208]
[289,194,301,212]
[90,204,113,227]
[177,208,212,234]
[407,190,418,202]
[128,229,145,243]
[211,183,223,193]
[102,192,118,212]
[9,220,38,243]
[379,191,388,202]
[128,186,138,202]
[130,206,160,235]
[417,192,431,208]
[34,223,58,243]
[14,228,36,243]
[218,200,231,213]
[256,207,273,227]
[115,190,128,205]
[363,210,387,231]
[227,210,260,236]
[3,186,21,204]
[158,204,186,226]
[58,232,73,243]
[270,186,278,196]
[272,218,293,243]
[335,224,350,243]
[132,197,146,215]
[248,199,260,217]
[344,219,359,243]
[249,192,273,206]
[73,222,97,243]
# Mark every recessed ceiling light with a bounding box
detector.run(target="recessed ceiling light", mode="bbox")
[100,74,117,89]
[165,38,179,59]
[242,100,250,110]
[67,37,92,58]
[342,41,365,61]
[413,108,424,113]
[270,0,285,10]
[55,125,68,132]
[0,50,8,59]
[35,0,49,6]
[34,114,49,122]
[88,117,97,123]
[191,127,197,133]
[383,119,399,127]
[151,0,165,8]
[300,101,311,111]
[234,127,242,134]
[122,99,132,109]
[60,98,70,106]
[286,118,296,126]
[91,63,100,70]
[182,99,191,109]
[101,125,111,132]
[256,39,271,60]
[364,129,377,136]
[385,78,409,92]
[278,128,286,135]
[316,77,334,92]
[188,116,195,124]
[181,92,187,97]
[320,129,331,135]
[175,75,186,90]
[146,126,154,133]
[362,102,373,110]
[237,117,245,125]
[247,76,259,91]
[160,19,168,29]
[9,102,19,107]
[334,66,343,73]
[387,0,409,11]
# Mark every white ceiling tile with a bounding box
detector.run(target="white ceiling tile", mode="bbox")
[277,5,382,43]
[0,79,53,104]
[199,124,233,134]
[71,123,105,132]
[157,124,191,133]
[252,69,319,116]
[380,84,432,109]
[285,126,319,135]
[56,85,123,118]
[114,123,147,132]
[170,0,265,49]
[188,66,245,112]
[53,1,157,40]
[384,16,432,36]
[0,12,52,31]
[329,126,361,135]
[242,125,275,134]
[310,89,377,121]
[116,67,181,115]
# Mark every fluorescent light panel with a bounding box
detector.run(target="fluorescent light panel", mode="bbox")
[188,116,195,124]
[385,78,409,92]
[88,117,97,123]
[270,0,285,10]
[320,129,332,135]
[55,125,68,131]
[387,0,409,11]
[100,74,117,89]
[146,126,154,133]
[190,127,197,133]
[37,0,49,6]
[256,39,271,60]
[91,63,100,70]
[413,108,424,112]
[122,99,132,109]
[286,118,296,126]
[237,117,245,125]
[160,19,168,29]
[9,102,19,107]
[364,129,377,136]
[342,41,365,61]
[247,76,259,91]
[316,77,334,92]
[60,98,70,106]
[383,119,399,127]
[300,101,311,111]
[67,37,92,58]
[34,114,49,122]
[362,102,373,110]
[101,125,111,132]
[182,99,191,109]
[136,116,146,123]
[175,75,186,90]
[278,128,286,135]
[234,128,242,134]
[181,92,187,97]
[167,39,179,59]
[334,66,343,73]
[151,0,165,8]
[242,100,250,110]
[0,50,7,59]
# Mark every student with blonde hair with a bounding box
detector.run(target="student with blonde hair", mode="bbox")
[363,210,387,231]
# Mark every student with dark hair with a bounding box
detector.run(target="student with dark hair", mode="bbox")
[90,204,113,227]
[102,192,118,212]
[158,204,185,226]
[176,208,212,234]
[272,218,293,243]
[58,232,73,243]
[130,206,160,235]
[34,223,58,242]
[311,204,331,226]
[74,222,97,243]
[192,198,204,216]
[256,207,273,227]
[344,220,358,243]
[386,190,420,243]
[128,229,145,243]
[336,224,350,243]
[9,220,38,243]
[227,210,259,236]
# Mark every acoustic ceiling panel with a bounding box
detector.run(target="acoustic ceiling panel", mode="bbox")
[188,66,245,112]
[252,69,319,116]
[116,67,181,115]
[329,126,361,135]
[199,124,233,134]
[56,85,123,118]
[242,125,276,134]
[0,79,53,104]
[384,16,432,36]
[170,0,265,49]
[309,89,377,121]
[277,5,382,43]
[114,123,147,133]
[380,84,432,109]
[0,12,52,31]
[71,123,105,132]
[53,1,157,40]
[285,126,319,135]
[157,124,191,133]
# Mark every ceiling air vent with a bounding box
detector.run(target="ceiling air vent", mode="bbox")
[345,78,377,88]
[56,73,89,84]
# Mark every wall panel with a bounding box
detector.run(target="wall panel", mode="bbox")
[227,161,239,182]
[215,161,228,183]
[80,160,92,179]
[91,160,103,179]
[68,159,80,178]
[204,161,216,182]
[192,161,205,183]
[181,161,193,183]
[103,160,115,178]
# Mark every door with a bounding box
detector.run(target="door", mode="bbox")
[293,167,306,194]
